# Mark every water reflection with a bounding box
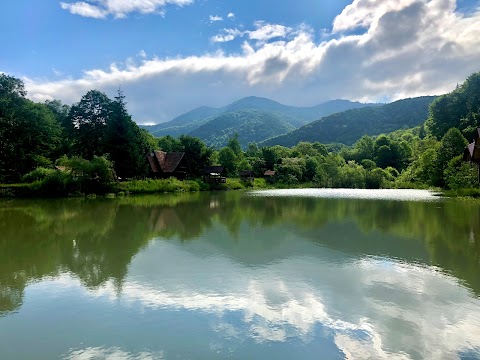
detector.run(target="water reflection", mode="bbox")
[1,190,480,359]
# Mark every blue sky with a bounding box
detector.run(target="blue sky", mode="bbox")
[1,0,480,123]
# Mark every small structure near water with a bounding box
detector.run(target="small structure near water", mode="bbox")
[147,150,189,179]
[203,166,226,183]
[240,170,254,182]
[463,128,480,182]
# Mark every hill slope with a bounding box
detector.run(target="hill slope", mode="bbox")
[261,96,437,147]
[141,96,378,138]
[189,110,296,148]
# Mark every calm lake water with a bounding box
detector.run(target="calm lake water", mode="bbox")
[1,189,480,359]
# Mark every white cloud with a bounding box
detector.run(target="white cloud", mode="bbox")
[60,2,108,19]
[227,12,235,19]
[211,28,244,43]
[248,21,293,43]
[209,15,223,22]
[25,0,480,124]
[137,50,147,58]
[60,0,193,19]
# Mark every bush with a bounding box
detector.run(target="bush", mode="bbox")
[21,167,56,183]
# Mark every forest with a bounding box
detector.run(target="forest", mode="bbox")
[1,71,480,197]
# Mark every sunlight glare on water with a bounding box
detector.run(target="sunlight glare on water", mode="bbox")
[248,188,441,201]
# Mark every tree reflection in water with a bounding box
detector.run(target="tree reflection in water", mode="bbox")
[1,191,479,316]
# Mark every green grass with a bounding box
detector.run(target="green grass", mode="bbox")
[117,178,201,194]
[442,188,480,198]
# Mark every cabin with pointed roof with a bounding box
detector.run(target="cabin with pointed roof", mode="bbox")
[464,128,480,163]
[463,128,480,182]
[147,150,189,179]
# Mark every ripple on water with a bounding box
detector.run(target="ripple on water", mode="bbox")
[247,188,441,202]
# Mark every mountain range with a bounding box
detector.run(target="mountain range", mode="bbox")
[141,97,377,147]
[261,96,437,147]
[141,95,436,148]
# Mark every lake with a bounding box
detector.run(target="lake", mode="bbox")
[1,189,479,359]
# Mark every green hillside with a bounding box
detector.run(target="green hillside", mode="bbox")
[262,96,437,147]
[141,96,378,138]
[189,110,296,148]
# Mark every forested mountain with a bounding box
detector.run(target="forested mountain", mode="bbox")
[262,96,437,147]
[141,96,377,138]
[189,110,296,148]
[425,72,480,140]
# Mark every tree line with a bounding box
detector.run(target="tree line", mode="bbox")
[1,71,480,193]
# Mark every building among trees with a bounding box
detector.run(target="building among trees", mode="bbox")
[147,151,189,179]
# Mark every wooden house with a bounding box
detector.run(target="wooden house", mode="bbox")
[463,128,480,182]
[203,166,226,183]
[464,128,480,163]
[240,170,254,182]
[147,151,189,179]
[264,170,276,177]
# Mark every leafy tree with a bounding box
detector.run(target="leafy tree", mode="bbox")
[366,168,387,189]
[68,90,112,159]
[275,157,306,184]
[433,128,468,186]
[444,155,478,189]
[425,71,480,139]
[178,135,212,177]
[0,75,62,182]
[104,89,149,179]
[227,133,243,157]
[338,161,366,188]
[304,156,319,181]
[158,135,182,152]
[246,142,261,157]
[218,147,237,175]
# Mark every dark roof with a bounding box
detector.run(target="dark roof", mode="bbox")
[203,166,225,174]
[264,170,276,176]
[148,151,185,173]
[147,154,161,173]
[240,170,253,176]
[161,152,185,173]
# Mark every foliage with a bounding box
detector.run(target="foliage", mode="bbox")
[218,147,237,175]
[0,75,63,182]
[444,156,479,190]
[178,135,213,177]
[425,72,480,139]
[21,167,56,183]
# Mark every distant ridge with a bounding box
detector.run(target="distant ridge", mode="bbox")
[141,96,379,142]
[261,96,437,147]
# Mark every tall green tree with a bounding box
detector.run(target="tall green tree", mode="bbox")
[425,71,480,139]
[0,75,62,182]
[104,89,149,179]
[68,90,112,159]
[434,128,468,186]
[178,135,213,176]
[218,147,237,175]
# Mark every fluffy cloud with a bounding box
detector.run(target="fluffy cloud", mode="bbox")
[209,15,223,22]
[248,21,293,43]
[227,12,235,19]
[60,2,108,19]
[29,0,480,123]
[211,28,243,43]
[60,0,193,19]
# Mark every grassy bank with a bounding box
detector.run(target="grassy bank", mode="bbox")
[3,176,478,199]
[0,177,273,198]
